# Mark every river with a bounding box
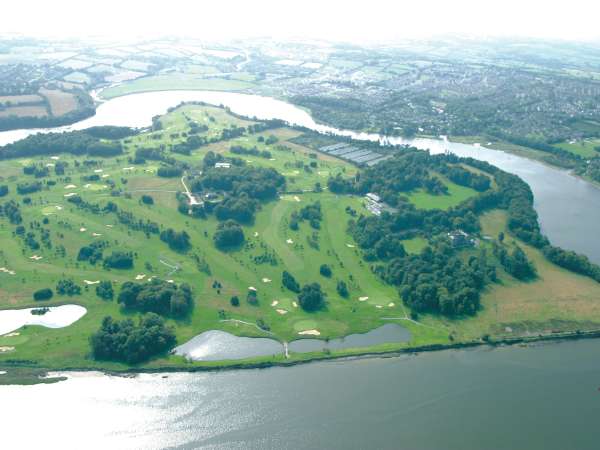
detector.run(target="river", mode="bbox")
[1,90,600,449]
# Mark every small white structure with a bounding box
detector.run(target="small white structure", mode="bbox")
[215,162,231,169]
[366,192,381,203]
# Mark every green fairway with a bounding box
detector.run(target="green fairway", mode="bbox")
[407,177,477,210]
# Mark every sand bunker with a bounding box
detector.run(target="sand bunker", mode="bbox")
[286,239,294,244]
[346,244,355,248]
[94,169,103,173]
[123,167,135,171]
[0,346,15,352]
[0,267,16,275]
[50,156,60,160]
[167,279,174,283]
[64,192,77,198]
[83,280,100,285]
[298,329,321,336]
[79,227,87,232]
[276,309,288,315]
[271,300,279,307]
[29,255,43,261]
[388,302,395,307]
[106,224,113,228]
[253,232,259,237]
[358,296,369,302]
[46,163,55,168]
[92,233,102,237]
[102,174,110,178]
[293,196,301,202]
[262,278,272,283]
[376,305,383,309]
[83,184,91,188]
[64,184,77,189]
[293,301,298,308]
[135,274,146,280]
[248,286,257,291]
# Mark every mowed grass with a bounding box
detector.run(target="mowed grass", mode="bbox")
[555,140,600,158]
[100,74,255,99]
[407,176,477,210]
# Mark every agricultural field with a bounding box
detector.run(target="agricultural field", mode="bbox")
[39,87,79,116]
[100,74,255,99]
[2,103,600,371]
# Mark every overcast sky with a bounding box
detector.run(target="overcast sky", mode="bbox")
[4,0,600,43]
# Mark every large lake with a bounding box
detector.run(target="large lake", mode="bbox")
[2,90,600,449]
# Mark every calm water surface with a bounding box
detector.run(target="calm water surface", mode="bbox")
[2,339,600,450]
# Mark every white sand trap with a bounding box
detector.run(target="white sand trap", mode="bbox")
[286,239,294,244]
[64,184,77,189]
[359,296,369,302]
[102,174,110,178]
[298,329,320,336]
[262,278,272,283]
[269,158,276,161]
[253,232,259,237]
[29,255,43,261]
[271,300,279,307]
[64,192,77,198]
[346,244,355,248]
[94,169,103,173]
[46,163,55,167]
[276,309,288,315]
[0,267,16,275]
[135,274,146,280]
[3,332,20,337]
[106,224,113,228]
[92,233,102,237]
[83,184,91,188]
[56,205,63,210]
[0,346,15,353]
[123,166,135,171]
[83,280,100,285]
[167,279,174,283]
[248,286,257,291]
[293,196,301,202]
[79,227,87,232]
[292,301,298,308]
[388,302,395,307]
[376,305,383,309]
[51,156,60,160]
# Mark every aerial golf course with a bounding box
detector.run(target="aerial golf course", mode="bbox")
[2,101,600,379]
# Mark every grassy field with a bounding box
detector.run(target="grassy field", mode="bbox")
[100,74,255,99]
[555,139,600,158]
[2,104,600,375]
[407,175,477,210]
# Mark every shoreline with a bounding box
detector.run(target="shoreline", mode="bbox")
[3,326,600,385]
